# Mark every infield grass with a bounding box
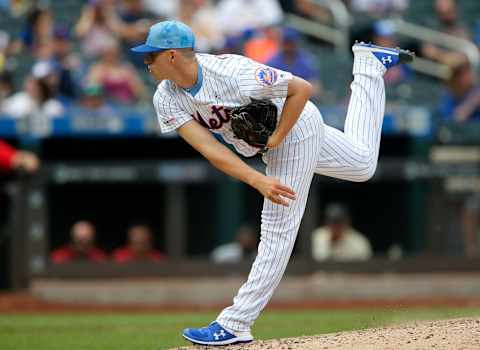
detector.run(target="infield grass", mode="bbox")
[0,307,479,350]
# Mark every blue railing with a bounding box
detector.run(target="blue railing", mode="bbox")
[0,105,434,139]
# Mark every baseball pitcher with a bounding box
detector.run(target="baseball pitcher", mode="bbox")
[131,20,413,346]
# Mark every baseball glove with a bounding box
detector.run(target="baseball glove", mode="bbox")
[230,98,278,149]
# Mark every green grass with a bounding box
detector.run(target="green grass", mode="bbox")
[0,308,479,350]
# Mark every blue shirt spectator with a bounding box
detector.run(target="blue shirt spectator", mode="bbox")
[266,28,322,97]
[20,7,53,53]
[51,26,82,101]
[439,61,480,122]
[266,28,318,81]
[116,0,155,67]
[68,84,119,119]
[439,88,480,122]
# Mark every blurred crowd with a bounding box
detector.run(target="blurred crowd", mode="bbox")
[52,202,374,265]
[209,202,374,263]
[0,0,478,121]
[0,0,322,121]
[50,220,166,264]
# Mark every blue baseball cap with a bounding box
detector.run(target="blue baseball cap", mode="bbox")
[130,20,195,53]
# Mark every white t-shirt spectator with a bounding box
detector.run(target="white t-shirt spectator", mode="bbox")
[211,242,243,263]
[312,226,372,262]
[216,0,283,36]
[179,4,225,52]
[142,0,179,18]
[1,92,64,119]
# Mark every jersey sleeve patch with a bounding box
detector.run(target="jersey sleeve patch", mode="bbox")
[163,116,177,126]
[255,66,278,86]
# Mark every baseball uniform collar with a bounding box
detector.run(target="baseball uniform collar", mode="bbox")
[184,63,203,97]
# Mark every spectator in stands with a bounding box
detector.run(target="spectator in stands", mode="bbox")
[421,0,471,67]
[216,0,284,38]
[0,71,14,102]
[31,59,61,98]
[113,0,155,67]
[86,39,146,104]
[461,194,480,258]
[177,0,225,53]
[0,140,39,174]
[70,84,118,118]
[1,75,64,119]
[0,30,10,73]
[19,6,54,58]
[438,60,480,123]
[0,33,23,89]
[210,224,258,263]
[50,26,82,101]
[115,0,154,40]
[142,0,177,19]
[266,27,322,97]
[50,221,107,264]
[431,0,470,38]
[0,139,39,259]
[112,224,166,263]
[311,203,372,261]
[75,0,119,58]
[244,26,281,64]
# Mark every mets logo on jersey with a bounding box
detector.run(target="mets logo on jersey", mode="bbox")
[255,67,278,86]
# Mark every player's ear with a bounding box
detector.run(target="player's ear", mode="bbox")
[169,50,176,62]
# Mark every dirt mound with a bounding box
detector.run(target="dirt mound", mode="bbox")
[175,317,480,350]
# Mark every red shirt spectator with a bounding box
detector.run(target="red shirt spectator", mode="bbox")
[112,247,165,263]
[51,220,107,264]
[112,224,166,263]
[0,140,16,170]
[50,246,107,264]
[0,140,40,173]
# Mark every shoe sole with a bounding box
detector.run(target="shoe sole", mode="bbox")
[353,42,415,64]
[182,333,254,346]
[398,49,415,64]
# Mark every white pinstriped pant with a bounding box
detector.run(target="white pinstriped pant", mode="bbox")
[217,55,386,333]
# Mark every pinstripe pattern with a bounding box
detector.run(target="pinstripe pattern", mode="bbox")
[154,54,292,157]
[315,56,385,181]
[152,51,386,335]
[217,113,324,332]
[217,55,386,333]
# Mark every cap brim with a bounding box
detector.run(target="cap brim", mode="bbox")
[130,44,165,53]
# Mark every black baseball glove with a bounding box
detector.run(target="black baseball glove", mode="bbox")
[230,98,278,149]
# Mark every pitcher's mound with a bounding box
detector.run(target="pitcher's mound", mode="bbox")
[175,317,480,350]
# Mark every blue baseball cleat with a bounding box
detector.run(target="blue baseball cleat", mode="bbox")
[352,41,414,69]
[182,321,253,346]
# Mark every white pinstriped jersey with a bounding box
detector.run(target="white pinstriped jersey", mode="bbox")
[214,49,389,334]
[153,53,318,157]
[149,45,390,336]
